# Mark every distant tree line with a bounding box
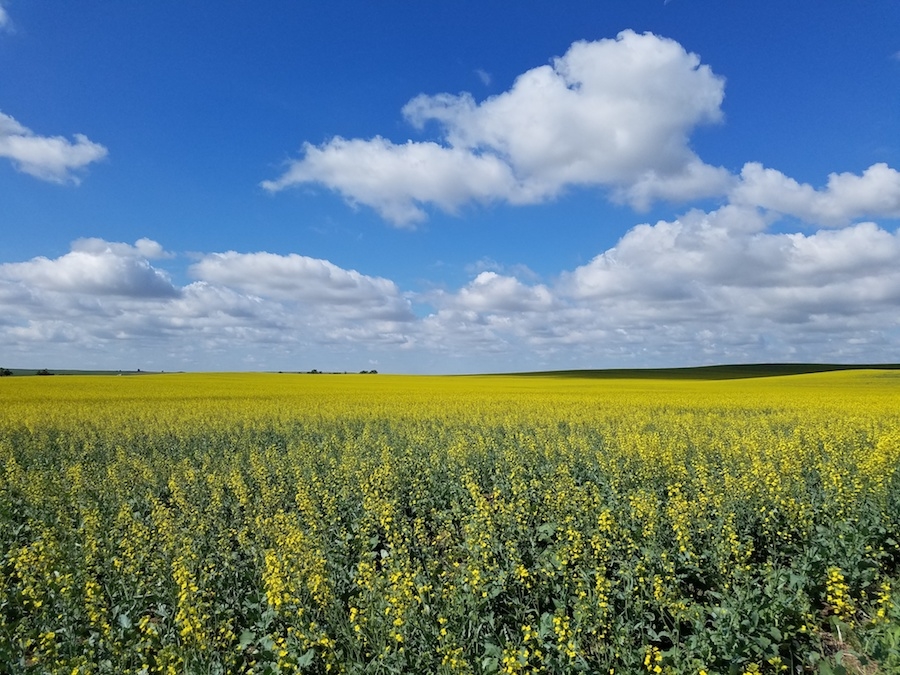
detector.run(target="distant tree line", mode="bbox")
[276,369,379,375]
[0,368,56,376]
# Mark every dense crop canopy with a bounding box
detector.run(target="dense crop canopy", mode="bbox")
[1,372,899,673]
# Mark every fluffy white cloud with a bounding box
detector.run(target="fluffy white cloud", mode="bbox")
[438,272,554,313]
[0,238,179,298]
[0,239,418,370]
[0,111,108,183]
[403,31,729,204]
[75,237,171,260]
[563,207,900,318]
[732,162,900,226]
[263,31,732,225]
[261,137,517,226]
[190,250,414,320]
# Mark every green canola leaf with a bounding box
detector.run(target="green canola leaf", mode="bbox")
[297,649,316,667]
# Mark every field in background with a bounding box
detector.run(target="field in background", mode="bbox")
[2,372,900,674]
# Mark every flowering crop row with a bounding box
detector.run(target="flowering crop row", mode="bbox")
[1,371,899,674]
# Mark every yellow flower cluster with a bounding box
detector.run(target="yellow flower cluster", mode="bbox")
[825,566,855,623]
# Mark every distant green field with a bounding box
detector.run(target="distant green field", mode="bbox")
[504,363,900,380]
[0,369,151,377]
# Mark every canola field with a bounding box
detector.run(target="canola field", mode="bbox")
[1,371,900,674]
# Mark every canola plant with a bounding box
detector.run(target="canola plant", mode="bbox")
[1,371,899,674]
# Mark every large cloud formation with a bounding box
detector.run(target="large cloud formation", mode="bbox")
[0,111,108,183]
[263,30,732,226]
[419,205,900,366]
[262,31,900,235]
[2,206,898,372]
[0,239,418,369]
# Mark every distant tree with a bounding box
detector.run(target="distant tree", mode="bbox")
[0,367,12,377]
[36,368,54,376]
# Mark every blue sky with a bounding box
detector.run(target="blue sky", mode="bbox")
[2,1,900,373]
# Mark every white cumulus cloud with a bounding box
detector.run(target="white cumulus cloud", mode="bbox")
[0,239,419,370]
[0,111,108,183]
[562,207,900,320]
[439,272,554,313]
[190,250,415,321]
[0,238,179,298]
[732,162,900,227]
[261,137,517,226]
[263,30,732,225]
